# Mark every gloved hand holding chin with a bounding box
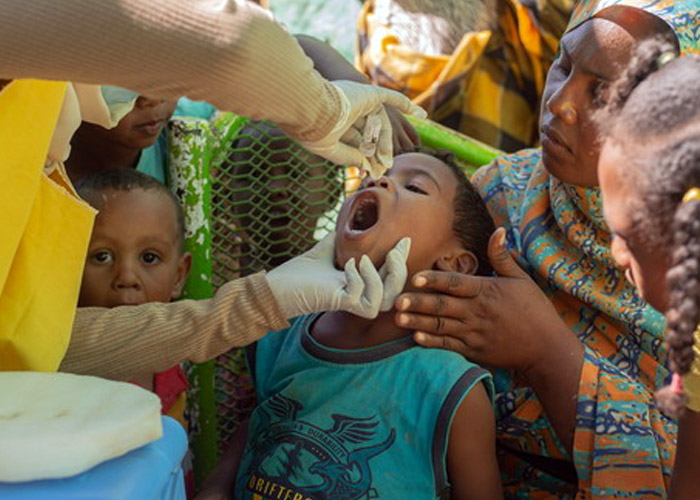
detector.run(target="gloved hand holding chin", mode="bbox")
[265,233,411,319]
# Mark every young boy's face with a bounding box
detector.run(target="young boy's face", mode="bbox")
[79,188,191,308]
[335,152,461,279]
[110,96,177,150]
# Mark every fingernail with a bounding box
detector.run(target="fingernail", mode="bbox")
[496,227,506,247]
[398,313,409,325]
[397,297,410,310]
[410,105,428,119]
[414,276,427,287]
[414,332,425,342]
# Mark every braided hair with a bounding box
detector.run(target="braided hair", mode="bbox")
[600,38,700,417]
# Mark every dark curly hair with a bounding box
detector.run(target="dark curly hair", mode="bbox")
[599,38,700,417]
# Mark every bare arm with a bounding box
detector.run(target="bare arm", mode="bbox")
[447,382,503,500]
[60,273,288,381]
[196,420,250,500]
[521,322,583,453]
[295,35,369,83]
[670,410,700,500]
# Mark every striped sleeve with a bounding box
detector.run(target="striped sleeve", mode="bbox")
[0,0,341,143]
[60,272,289,381]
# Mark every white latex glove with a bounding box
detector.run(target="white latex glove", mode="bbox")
[378,237,411,311]
[265,233,410,319]
[300,80,427,179]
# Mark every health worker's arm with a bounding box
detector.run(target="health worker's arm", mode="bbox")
[0,0,339,143]
[0,0,422,175]
[295,34,419,151]
[60,273,288,381]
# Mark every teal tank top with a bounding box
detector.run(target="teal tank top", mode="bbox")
[235,314,493,500]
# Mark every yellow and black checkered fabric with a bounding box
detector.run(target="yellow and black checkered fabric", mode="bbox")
[356,0,575,152]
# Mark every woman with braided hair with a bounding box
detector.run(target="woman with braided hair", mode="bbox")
[597,39,700,499]
[394,0,700,496]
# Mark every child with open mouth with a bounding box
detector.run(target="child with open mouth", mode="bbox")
[199,148,503,500]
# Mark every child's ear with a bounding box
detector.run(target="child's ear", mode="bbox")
[435,250,479,275]
[171,252,192,300]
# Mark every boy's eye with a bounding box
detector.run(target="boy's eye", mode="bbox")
[91,250,113,264]
[141,252,161,265]
[405,183,427,195]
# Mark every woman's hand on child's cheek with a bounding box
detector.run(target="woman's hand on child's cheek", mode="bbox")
[394,228,578,374]
[385,105,420,152]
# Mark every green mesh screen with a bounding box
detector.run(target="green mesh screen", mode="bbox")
[207,118,356,455]
[211,121,345,281]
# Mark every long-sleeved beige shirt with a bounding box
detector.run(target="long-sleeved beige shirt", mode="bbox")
[0,0,341,143]
[0,0,343,378]
[60,273,289,381]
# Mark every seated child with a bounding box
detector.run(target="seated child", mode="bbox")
[75,168,192,427]
[201,149,503,500]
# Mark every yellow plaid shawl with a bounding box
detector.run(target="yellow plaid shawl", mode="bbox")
[356,0,574,152]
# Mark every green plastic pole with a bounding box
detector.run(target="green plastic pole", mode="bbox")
[168,119,217,487]
[406,115,502,173]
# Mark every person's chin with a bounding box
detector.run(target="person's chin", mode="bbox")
[334,239,385,271]
[541,148,580,185]
[128,133,161,150]
[542,146,599,187]
[334,247,373,269]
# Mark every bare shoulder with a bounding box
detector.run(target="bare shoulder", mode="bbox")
[447,381,503,500]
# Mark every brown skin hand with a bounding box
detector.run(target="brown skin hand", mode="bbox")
[397,228,584,453]
[195,420,249,500]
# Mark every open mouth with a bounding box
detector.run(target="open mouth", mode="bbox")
[348,192,380,234]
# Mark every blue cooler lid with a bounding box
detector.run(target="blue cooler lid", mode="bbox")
[0,416,187,500]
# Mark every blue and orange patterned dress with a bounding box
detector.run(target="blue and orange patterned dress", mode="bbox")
[472,1,700,497]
